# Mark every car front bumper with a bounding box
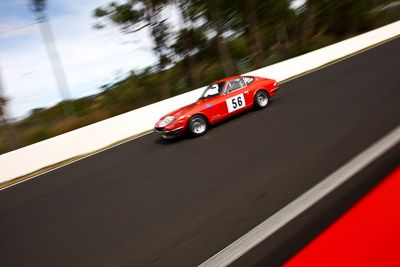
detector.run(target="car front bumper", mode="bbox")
[154,126,184,138]
[271,86,280,93]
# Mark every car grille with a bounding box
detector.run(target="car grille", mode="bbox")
[154,127,165,133]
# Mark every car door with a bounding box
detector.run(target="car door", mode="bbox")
[223,78,251,116]
[241,76,257,106]
[201,82,229,124]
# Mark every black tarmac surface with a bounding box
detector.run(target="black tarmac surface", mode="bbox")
[0,37,399,267]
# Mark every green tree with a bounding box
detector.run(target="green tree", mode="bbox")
[228,0,265,68]
[93,0,172,99]
[0,96,20,151]
[299,0,379,44]
[257,0,293,50]
[189,0,237,76]
[172,27,207,88]
[243,0,265,68]
[229,0,294,67]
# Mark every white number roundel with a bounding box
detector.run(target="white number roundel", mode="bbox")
[226,93,246,113]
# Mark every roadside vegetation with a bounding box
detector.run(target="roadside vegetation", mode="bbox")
[0,0,399,154]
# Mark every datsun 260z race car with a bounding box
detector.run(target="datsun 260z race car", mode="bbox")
[154,76,279,138]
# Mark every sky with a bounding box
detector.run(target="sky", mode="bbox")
[0,0,163,120]
[0,0,305,120]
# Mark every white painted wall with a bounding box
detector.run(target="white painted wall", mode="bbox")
[1,20,399,183]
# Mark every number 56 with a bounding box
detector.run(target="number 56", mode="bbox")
[232,97,243,108]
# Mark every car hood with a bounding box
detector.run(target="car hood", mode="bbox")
[163,100,204,119]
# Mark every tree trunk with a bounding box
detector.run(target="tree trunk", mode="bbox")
[186,36,201,88]
[275,22,289,51]
[302,0,317,45]
[184,55,200,88]
[0,63,21,151]
[244,0,265,68]
[200,59,216,82]
[216,28,235,76]
[209,8,235,77]
[0,104,20,151]
[147,1,171,99]
[158,69,170,99]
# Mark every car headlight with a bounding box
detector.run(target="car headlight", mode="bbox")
[159,116,175,127]
[273,82,277,86]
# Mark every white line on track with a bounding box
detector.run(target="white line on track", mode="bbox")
[199,124,400,267]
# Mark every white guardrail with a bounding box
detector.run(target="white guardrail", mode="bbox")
[1,20,399,183]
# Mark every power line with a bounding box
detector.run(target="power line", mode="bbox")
[0,22,38,35]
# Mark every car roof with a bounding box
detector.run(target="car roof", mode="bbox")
[211,75,244,84]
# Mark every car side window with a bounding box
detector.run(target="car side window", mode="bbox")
[243,76,254,85]
[200,81,226,99]
[226,78,246,94]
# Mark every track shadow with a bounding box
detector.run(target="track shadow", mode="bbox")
[153,133,186,145]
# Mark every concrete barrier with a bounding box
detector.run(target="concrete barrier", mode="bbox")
[1,20,399,183]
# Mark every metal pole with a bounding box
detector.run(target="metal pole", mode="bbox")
[35,11,75,117]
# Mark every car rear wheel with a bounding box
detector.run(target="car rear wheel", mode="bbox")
[188,115,207,137]
[254,90,269,109]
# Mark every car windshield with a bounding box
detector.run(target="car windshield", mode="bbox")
[199,82,226,99]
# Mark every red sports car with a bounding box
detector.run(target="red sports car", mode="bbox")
[154,75,279,138]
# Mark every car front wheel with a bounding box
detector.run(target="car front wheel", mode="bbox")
[188,115,207,137]
[254,90,269,109]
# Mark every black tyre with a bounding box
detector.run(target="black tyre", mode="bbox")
[254,90,269,109]
[188,115,207,137]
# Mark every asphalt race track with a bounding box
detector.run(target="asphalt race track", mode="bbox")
[1,37,399,267]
